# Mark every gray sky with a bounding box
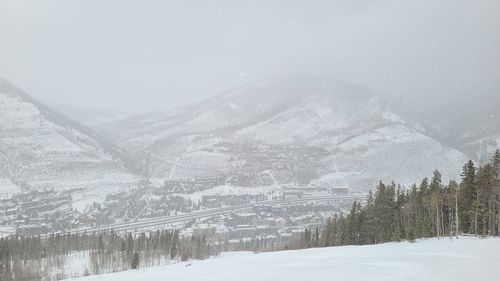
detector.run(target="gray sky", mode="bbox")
[0,0,499,126]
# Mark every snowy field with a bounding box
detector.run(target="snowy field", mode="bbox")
[68,237,499,281]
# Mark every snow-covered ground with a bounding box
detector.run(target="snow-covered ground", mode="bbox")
[68,237,500,281]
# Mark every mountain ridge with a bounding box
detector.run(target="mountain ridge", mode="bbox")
[0,75,478,200]
[95,76,470,190]
[0,77,138,207]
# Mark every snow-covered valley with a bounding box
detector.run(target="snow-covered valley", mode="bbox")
[68,237,500,281]
[0,75,497,238]
[1,1,499,280]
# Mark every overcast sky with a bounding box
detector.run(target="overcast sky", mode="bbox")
[0,0,499,124]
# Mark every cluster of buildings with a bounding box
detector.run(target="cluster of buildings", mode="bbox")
[0,167,355,240]
[86,175,353,231]
[200,194,266,208]
[180,200,344,251]
[88,185,270,225]
[0,190,78,235]
[208,142,329,186]
[164,177,225,194]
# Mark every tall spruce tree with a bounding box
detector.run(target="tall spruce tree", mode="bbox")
[459,160,477,233]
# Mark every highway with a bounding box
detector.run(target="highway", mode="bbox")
[63,194,367,235]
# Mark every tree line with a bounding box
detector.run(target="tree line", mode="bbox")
[0,229,215,280]
[294,150,500,249]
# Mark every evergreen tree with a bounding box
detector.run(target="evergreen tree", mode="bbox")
[131,252,140,269]
[459,160,477,233]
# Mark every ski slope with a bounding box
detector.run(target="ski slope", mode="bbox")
[68,237,500,281]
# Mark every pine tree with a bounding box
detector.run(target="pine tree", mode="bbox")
[459,160,477,233]
[170,231,179,259]
[491,149,500,236]
[131,252,140,269]
[430,170,443,237]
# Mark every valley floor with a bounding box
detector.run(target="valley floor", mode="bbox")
[67,236,500,281]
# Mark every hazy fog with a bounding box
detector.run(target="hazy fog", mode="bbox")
[0,0,499,128]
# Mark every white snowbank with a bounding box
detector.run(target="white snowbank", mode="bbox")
[67,237,500,281]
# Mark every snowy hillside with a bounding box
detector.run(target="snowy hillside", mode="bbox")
[462,134,500,164]
[451,115,500,163]
[99,76,469,190]
[0,77,138,208]
[69,237,500,281]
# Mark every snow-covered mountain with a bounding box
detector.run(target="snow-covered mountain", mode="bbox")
[460,134,500,165]
[98,76,469,191]
[454,118,500,164]
[0,77,138,207]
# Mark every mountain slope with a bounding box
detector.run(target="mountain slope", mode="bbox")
[0,77,138,207]
[455,118,500,163]
[70,237,500,281]
[99,76,469,190]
